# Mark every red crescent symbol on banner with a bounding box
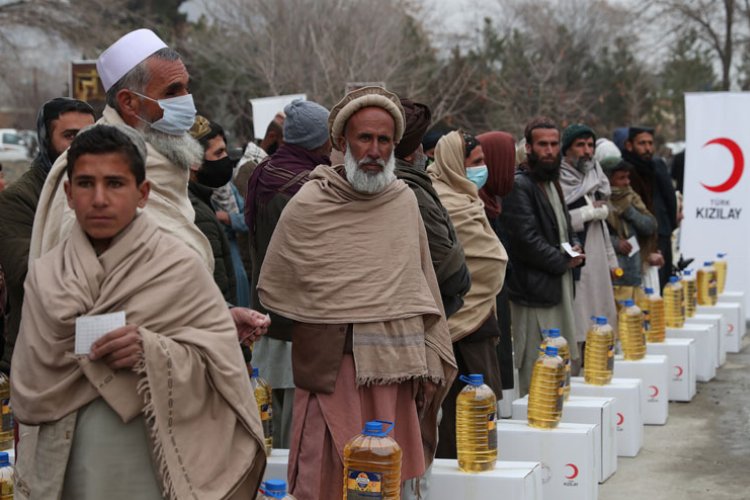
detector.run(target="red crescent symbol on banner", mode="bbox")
[701,138,744,193]
[650,385,659,398]
[565,463,579,479]
[616,412,624,426]
[728,324,735,333]
[675,366,684,377]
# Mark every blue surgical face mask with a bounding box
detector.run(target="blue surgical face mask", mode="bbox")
[466,165,489,189]
[133,92,197,136]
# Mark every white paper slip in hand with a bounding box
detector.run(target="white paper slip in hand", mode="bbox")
[627,236,640,258]
[562,242,581,258]
[75,311,126,355]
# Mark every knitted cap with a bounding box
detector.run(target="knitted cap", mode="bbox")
[329,86,405,151]
[283,99,330,150]
[562,123,596,155]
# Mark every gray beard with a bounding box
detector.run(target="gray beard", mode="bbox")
[344,146,396,194]
[141,126,203,171]
[575,157,596,174]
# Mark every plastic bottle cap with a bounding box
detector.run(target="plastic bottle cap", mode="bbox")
[0,452,9,467]
[460,373,484,386]
[704,261,713,266]
[595,317,608,325]
[644,287,654,294]
[362,420,394,437]
[252,367,259,378]
[669,276,679,283]
[684,270,692,276]
[623,299,634,307]
[546,328,561,337]
[545,346,559,356]
[262,479,287,498]
[717,253,727,258]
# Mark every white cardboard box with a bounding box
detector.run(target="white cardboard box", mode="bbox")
[511,395,617,483]
[647,338,697,402]
[569,377,643,458]
[718,291,746,338]
[431,459,543,500]
[612,355,669,425]
[497,420,598,500]
[686,313,725,367]
[698,303,742,353]
[264,449,544,500]
[667,324,716,382]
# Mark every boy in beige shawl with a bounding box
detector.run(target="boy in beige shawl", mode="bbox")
[11,124,266,500]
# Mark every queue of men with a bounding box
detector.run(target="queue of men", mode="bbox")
[0,27,681,500]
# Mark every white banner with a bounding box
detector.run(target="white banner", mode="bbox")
[249,94,306,140]
[682,92,750,307]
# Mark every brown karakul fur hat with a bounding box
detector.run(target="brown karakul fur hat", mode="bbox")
[328,86,405,151]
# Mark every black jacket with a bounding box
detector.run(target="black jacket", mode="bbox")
[395,159,471,317]
[500,169,578,307]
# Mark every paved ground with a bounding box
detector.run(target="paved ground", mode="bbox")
[599,334,750,500]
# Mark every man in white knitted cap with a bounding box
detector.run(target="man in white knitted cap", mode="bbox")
[257,87,456,499]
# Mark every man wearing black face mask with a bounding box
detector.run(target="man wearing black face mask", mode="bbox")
[188,116,239,304]
[500,117,584,395]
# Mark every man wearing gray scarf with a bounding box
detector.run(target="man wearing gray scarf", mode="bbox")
[560,124,619,356]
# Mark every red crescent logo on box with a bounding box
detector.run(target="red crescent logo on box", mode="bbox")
[616,412,624,426]
[701,137,744,193]
[565,463,579,480]
[650,385,659,398]
[675,365,684,377]
[728,323,735,333]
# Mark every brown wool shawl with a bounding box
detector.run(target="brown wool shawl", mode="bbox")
[257,164,456,389]
[11,213,265,500]
[427,131,508,342]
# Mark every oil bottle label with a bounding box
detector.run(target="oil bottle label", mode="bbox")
[487,412,497,451]
[606,344,615,371]
[642,310,651,331]
[1,399,12,433]
[260,403,273,438]
[556,381,565,412]
[346,470,383,499]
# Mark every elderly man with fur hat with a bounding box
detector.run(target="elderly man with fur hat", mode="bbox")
[257,87,456,499]
[245,98,332,450]
[559,123,618,353]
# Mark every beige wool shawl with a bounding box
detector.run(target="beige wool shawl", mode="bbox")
[257,164,456,388]
[28,106,213,271]
[427,131,508,342]
[11,214,265,500]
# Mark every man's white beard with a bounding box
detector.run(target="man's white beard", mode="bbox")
[344,146,396,194]
[140,125,203,171]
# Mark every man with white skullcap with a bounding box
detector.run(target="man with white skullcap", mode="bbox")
[257,87,456,499]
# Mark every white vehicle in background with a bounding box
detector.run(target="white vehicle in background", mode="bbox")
[0,128,30,161]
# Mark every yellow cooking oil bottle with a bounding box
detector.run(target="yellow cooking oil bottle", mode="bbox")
[682,269,697,318]
[715,253,728,294]
[0,452,11,500]
[251,367,273,455]
[343,420,402,498]
[541,328,570,400]
[0,375,13,451]
[584,316,615,385]
[697,261,718,305]
[528,346,565,429]
[643,287,665,343]
[619,299,646,360]
[456,374,497,472]
[258,479,296,499]
[664,276,685,328]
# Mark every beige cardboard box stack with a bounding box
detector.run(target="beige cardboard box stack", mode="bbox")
[612,354,669,425]
[497,420,598,500]
[667,324,716,382]
[569,377,644,457]
[511,395,617,483]
[648,338,697,401]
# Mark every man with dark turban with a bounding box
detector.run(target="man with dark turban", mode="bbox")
[395,98,471,318]
[0,97,95,372]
